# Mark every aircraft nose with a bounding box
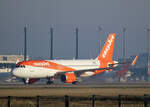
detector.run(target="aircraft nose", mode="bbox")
[12,69,18,76]
[12,68,27,78]
[12,68,21,77]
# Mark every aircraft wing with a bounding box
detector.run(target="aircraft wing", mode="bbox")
[55,66,119,77]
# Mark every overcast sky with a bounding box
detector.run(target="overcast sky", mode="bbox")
[0,0,150,59]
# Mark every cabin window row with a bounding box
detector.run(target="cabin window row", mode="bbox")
[15,65,25,68]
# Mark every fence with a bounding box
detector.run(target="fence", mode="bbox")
[0,95,149,107]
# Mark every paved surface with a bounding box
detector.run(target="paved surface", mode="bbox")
[0,72,150,89]
[0,83,150,89]
[0,72,150,96]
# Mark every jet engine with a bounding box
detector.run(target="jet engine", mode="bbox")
[108,61,118,68]
[61,72,76,83]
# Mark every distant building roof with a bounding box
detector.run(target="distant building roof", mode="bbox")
[0,55,29,62]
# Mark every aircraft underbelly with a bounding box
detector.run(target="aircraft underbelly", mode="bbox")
[67,65,99,70]
[24,67,55,78]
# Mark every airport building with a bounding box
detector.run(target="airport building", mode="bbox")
[0,55,29,72]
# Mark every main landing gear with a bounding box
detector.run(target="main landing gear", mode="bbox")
[72,81,79,85]
[23,78,29,84]
[47,77,54,85]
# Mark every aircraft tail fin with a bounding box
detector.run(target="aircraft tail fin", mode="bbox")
[131,55,138,66]
[97,33,116,66]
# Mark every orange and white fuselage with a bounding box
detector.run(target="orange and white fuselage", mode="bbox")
[13,59,101,78]
[12,33,117,84]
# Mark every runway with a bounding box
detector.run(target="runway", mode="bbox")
[0,82,150,89]
[0,73,150,96]
[0,72,150,89]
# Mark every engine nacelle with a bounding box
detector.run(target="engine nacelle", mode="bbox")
[112,61,118,67]
[61,72,76,83]
[107,61,118,68]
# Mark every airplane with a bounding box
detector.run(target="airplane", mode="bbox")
[116,55,139,78]
[12,33,118,84]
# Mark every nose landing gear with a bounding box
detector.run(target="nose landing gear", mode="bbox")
[23,78,29,84]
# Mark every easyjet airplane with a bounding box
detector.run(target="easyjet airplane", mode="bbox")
[12,33,118,84]
[116,55,139,78]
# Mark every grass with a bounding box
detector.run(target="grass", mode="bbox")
[0,87,150,96]
[0,87,150,107]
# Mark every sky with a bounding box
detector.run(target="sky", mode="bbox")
[0,0,150,59]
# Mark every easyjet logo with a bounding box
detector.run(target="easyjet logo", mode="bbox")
[102,35,114,58]
[34,62,50,66]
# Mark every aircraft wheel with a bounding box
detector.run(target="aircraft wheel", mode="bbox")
[23,78,29,84]
[72,81,78,85]
[47,77,54,85]
[47,81,53,85]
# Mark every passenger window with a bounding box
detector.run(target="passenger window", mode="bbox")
[16,65,25,68]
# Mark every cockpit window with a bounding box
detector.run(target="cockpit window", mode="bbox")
[15,65,25,68]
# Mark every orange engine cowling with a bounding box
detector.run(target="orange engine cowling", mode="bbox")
[61,73,76,83]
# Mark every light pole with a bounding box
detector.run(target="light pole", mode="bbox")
[75,28,79,59]
[123,27,126,62]
[147,28,150,58]
[24,26,27,61]
[50,28,53,60]
[147,28,150,80]
[98,26,102,53]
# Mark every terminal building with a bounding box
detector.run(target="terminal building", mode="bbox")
[0,55,29,72]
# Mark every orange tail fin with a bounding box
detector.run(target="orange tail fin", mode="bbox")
[131,55,138,66]
[94,33,116,74]
[98,33,116,68]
